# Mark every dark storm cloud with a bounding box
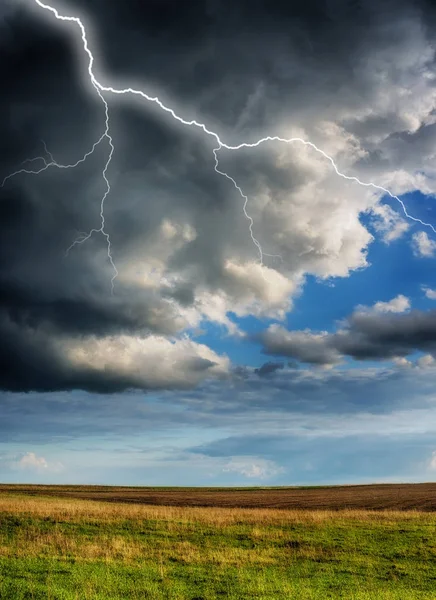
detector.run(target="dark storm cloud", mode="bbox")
[70,0,435,132]
[0,3,235,391]
[257,329,340,365]
[2,0,436,392]
[336,309,436,359]
[254,361,284,377]
[258,309,436,365]
[0,317,226,393]
[0,316,139,393]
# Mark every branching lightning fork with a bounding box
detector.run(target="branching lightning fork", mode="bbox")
[3,0,436,292]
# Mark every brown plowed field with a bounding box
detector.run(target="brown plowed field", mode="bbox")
[1,483,436,510]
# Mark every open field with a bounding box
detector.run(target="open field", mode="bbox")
[0,489,436,599]
[2,482,436,510]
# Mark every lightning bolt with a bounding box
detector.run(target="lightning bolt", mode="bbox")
[3,0,436,294]
[1,134,106,186]
[212,144,283,267]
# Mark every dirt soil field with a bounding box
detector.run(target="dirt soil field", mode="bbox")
[1,483,436,510]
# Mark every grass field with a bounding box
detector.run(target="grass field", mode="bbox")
[0,487,436,599]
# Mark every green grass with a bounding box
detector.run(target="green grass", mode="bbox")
[0,494,435,599]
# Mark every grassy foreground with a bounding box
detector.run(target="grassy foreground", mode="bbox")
[0,494,435,599]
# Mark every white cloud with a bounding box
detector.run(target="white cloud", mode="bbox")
[62,334,230,389]
[422,287,436,300]
[412,232,436,258]
[392,357,412,368]
[371,204,409,243]
[355,294,411,315]
[229,135,376,283]
[417,354,436,369]
[372,294,410,314]
[222,260,299,319]
[222,456,284,479]
[429,451,436,471]
[15,452,64,473]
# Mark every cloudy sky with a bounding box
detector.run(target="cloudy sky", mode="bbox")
[1,0,436,485]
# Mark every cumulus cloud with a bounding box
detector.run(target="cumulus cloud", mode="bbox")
[372,294,411,313]
[412,231,436,257]
[62,333,230,390]
[417,354,436,369]
[354,295,412,315]
[14,452,64,473]
[392,356,413,369]
[222,456,284,479]
[258,300,436,365]
[423,286,436,300]
[257,326,341,366]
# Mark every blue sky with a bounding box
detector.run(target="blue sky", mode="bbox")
[194,192,436,369]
